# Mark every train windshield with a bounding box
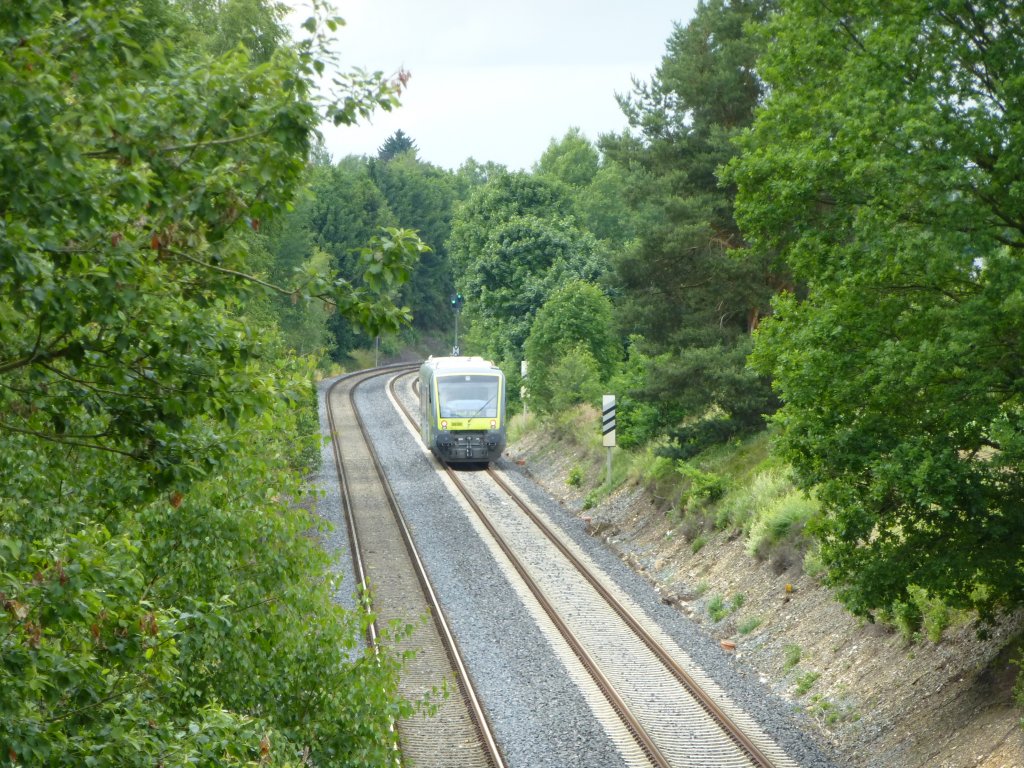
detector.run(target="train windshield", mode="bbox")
[437,374,500,419]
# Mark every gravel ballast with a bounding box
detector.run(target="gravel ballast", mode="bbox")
[317,371,841,768]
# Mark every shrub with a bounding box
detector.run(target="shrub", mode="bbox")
[746,490,817,560]
[676,462,727,510]
[567,465,584,487]
[708,595,729,622]
[691,535,708,553]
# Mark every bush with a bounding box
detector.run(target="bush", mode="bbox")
[746,490,818,560]
[717,468,791,532]
[676,462,727,510]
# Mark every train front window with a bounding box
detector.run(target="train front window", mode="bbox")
[437,375,500,419]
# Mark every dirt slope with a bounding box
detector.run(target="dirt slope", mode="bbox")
[504,436,1024,768]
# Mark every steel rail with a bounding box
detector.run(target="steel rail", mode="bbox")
[389,373,671,768]
[484,469,778,768]
[328,365,505,768]
[350,370,506,768]
[392,369,785,768]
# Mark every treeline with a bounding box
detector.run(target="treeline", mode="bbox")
[319,0,1023,632]
[3,0,1022,763]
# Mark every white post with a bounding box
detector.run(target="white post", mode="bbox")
[520,360,528,419]
[602,395,616,487]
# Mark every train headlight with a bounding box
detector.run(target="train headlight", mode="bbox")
[441,420,448,430]
[490,420,496,429]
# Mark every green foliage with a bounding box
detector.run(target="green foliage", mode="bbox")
[794,671,820,697]
[524,281,621,414]
[600,0,780,455]
[915,588,953,645]
[1014,654,1024,726]
[369,150,458,330]
[447,172,607,363]
[707,593,744,623]
[707,595,729,622]
[716,468,791,533]
[745,490,818,560]
[881,586,955,645]
[535,127,599,188]
[377,129,418,161]
[567,465,584,487]
[730,0,1024,622]
[0,0,422,763]
[676,462,727,510]
[691,535,709,553]
[738,616,763,635]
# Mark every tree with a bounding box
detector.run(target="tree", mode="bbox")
[0,0,425,762]
[370,152,457,329]
[306,157,402,357]
[728,0,1024,623]
[377,128,418,160]
[447,173,607,368]
[600,0,779,456]
[535,127,600,188]
[524,282,621,413]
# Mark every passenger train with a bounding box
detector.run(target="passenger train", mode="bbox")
[418,356,507,464]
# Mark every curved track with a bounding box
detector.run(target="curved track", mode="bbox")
[388,370,798,768]
[326,366,504,768]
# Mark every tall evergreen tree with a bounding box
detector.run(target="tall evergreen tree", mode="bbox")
[308,157,398,357]
[370,153,457,329]
[601,0,779,454]
[377,128,418,160]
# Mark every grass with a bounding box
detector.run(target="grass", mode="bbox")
[782,643,802,673]
[794,670,820,696]
[505,405,827,588]
[745,490,818,560]
[738,616,763,635]
[707,593,745,622]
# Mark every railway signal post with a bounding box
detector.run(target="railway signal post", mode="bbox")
[602,394,616,487]
[450,292,463,355]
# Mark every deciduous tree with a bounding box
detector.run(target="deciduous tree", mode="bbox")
[729,0,1024,622]
[0,0,424,762]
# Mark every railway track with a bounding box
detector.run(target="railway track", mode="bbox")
[326,366,504,768]
[386,370,799,768]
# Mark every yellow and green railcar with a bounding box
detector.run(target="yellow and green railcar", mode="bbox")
[418,356,507,464]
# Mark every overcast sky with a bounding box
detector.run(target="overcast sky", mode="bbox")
[295,1,698,170]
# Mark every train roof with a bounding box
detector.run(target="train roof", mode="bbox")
[420,356,502,375]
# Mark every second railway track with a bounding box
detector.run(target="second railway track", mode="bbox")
[327,366,503,768]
